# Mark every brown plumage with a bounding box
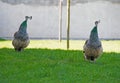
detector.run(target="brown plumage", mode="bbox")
[83,20,103,61]
[12,16,32,51]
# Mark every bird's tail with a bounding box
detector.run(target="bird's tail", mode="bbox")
[90,56,95,61]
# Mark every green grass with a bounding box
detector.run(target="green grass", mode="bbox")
[0,40,120,83]
[0,38,6,41]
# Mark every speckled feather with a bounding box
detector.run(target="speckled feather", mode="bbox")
[12,16,31,51]
[83,23,103,61]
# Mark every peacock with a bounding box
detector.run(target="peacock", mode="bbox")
[83,20,103,61]
[12,16,32,51]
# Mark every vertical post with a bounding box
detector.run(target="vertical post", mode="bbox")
[67,0,70,49]
[59,0,63,42]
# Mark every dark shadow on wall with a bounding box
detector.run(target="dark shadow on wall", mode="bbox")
[0,0,120,6]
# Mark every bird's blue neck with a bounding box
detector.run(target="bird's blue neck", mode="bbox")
[89,26,99,42]
[19,19,27,33]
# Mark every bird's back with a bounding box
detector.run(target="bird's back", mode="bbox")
[12,16,32,51]
[83,40,103,58]
[83,20,103,61]
[14,31,29,41]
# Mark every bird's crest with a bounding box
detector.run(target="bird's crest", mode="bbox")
[95,20,100,26]
[25,16,32,20]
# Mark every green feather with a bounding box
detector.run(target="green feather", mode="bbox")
[19,20,27,33]
[91,26,97,33]
[21,20,27,28]
[89,26,99,42]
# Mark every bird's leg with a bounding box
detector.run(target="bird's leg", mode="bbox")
[15,48,19,51]
[15,48,17,51]
[18,48,22,51]
[83,51,85,53]
[84,55,88,61]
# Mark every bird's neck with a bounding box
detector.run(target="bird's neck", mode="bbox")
[19,20,27,33]
[89,26,99,42]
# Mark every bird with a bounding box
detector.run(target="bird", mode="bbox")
[83,20,103,62]
[12,16,32,51]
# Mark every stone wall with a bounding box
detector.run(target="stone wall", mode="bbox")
[1,0,120,6]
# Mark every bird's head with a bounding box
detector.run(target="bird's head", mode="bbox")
[95,20,100,26]
[25,16,32,21]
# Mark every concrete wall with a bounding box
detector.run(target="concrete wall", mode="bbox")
[0,1,120,39]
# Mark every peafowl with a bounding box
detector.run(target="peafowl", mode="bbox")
[83,20,103,61]
[12,16,32,51]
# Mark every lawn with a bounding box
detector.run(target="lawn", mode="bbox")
[0,40,120,83]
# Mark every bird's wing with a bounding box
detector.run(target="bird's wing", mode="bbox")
[83,40,88,53]
[85,40,88,45]
[14,32,18,37]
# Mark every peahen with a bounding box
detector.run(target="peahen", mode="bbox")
[12,16,32,51]
[83,20,103,61]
